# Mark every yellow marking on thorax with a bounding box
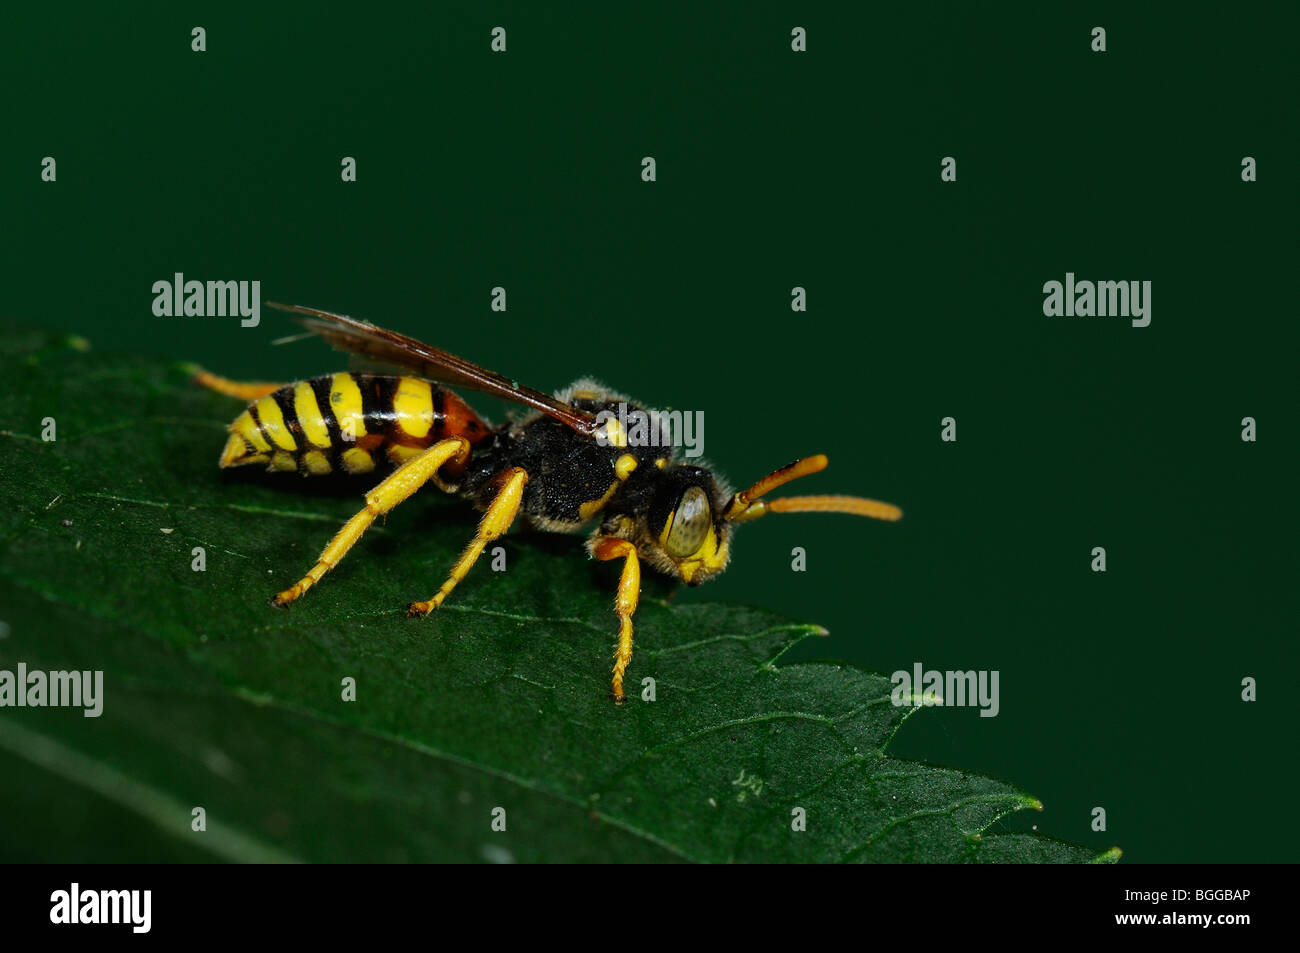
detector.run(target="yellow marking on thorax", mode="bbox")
[231,411,272,453]
[253,395,297,451]
[341,447,376,474]
[603,416,628,448]
[293,381,332,448]
[578,453,638,520]
[578,481,620,521]
[615,453,638,480]
[330,373,367,441]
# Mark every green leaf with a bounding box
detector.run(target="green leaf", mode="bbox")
[0,330,1117,863]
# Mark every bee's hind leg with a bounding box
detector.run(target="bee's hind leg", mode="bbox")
[187,365,283,401]
[272,437,472,606]
[407,467,529,617]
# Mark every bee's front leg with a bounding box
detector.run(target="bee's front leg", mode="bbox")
[590,537,641,704]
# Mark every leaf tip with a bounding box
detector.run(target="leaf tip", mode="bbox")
[1092,846,1123,864]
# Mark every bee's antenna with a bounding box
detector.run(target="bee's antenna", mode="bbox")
[723,454,902,524]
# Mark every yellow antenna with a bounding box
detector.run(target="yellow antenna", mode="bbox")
[723,454,902,524]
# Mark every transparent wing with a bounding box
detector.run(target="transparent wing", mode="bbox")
[267,302,598,435]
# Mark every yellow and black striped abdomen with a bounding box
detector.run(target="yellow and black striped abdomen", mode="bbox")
[220,373,492,476]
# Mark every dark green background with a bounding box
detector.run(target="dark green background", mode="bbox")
[4,2,1295,862]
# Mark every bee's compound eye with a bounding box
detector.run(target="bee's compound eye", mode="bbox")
[665,486,711,558]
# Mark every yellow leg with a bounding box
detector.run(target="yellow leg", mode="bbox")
[407,468,529,617]
[592,537,641,704]
[272,438,471,605]
[189,365,283,401]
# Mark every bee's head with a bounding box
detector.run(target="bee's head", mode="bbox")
[644,465,733,586]
[600,455,902,586]
[606,454,903,585]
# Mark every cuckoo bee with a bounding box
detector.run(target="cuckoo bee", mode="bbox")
[197,303,902,702]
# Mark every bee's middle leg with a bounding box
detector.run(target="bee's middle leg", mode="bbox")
[407,467,529,617]
[591,536,641,704]
[272,437,472,606]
